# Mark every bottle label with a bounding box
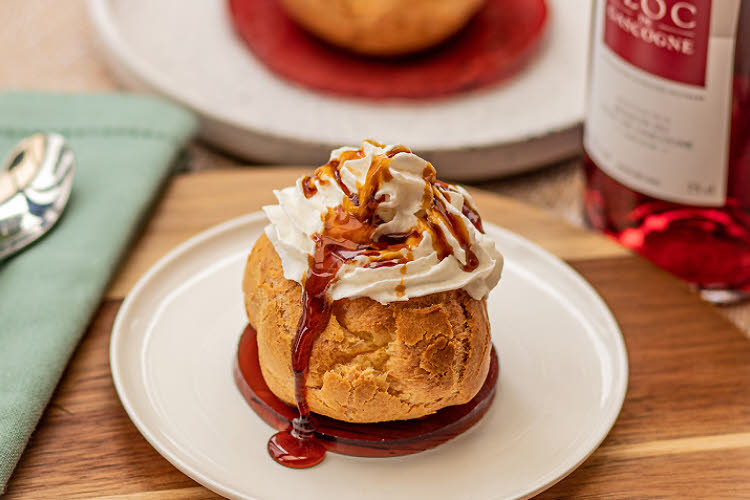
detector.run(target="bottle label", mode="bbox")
[584,0,741,206]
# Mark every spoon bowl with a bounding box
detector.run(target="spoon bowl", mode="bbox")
[0,133,75,260]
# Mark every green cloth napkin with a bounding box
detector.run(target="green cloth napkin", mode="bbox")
[0,92,198,491]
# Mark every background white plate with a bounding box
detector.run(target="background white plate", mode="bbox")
[111,213,627,500]
[88,0,590,180]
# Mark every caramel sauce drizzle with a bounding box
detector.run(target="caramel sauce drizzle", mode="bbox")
[283,141,486,454]
[300,176,318,198]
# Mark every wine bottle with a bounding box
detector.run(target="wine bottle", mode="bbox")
[584,0,750,303]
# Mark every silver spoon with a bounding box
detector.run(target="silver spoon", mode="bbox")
[0,133,75,260]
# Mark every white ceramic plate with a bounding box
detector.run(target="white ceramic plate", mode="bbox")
[88,0,590,181]
[111,213,627,500]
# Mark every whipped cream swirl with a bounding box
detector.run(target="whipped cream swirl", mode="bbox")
[263,141,503,304]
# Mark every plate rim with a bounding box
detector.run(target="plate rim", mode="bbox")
[110,212,628,500]
[86,0,585,179]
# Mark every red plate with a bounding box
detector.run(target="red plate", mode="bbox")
[227,0,548,99]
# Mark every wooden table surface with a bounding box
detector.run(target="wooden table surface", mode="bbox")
[4,168,750,499]
[2,1,750,497]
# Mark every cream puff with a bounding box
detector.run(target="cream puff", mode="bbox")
[278,0,487,56]
[242,140,503,423]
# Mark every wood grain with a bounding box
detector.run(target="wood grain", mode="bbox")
[6,256,750,499]
[569,258,750,445]
[538,447,750,500]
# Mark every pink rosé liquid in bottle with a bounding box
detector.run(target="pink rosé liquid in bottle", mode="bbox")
[583,0,750,303]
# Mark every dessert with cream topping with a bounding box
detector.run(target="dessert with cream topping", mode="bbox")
[238,140,503,467]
